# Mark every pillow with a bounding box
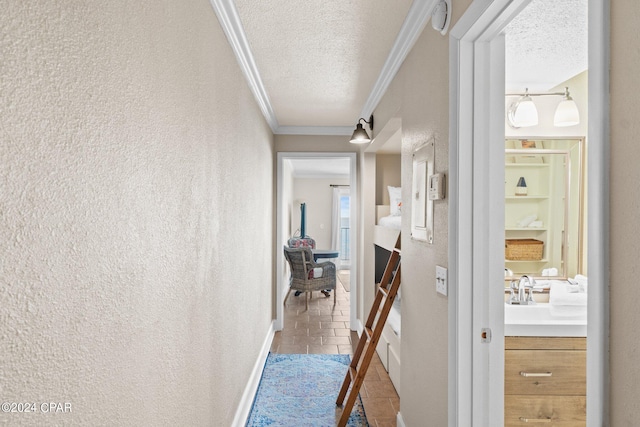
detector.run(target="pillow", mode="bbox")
[388,186,402,216]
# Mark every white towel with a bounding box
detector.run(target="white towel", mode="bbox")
[528,220,543,228]
[516,214,537,228]
[532,279,551,291]
[574,274,588,293]
[549,282,588,306]
[566,284,580,293]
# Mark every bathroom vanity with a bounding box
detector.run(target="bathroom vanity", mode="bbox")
[505,336,586,426]
[503,138,588,425]
[504,299,587,426]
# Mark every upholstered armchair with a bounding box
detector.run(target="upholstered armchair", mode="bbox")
[283,246,336,309]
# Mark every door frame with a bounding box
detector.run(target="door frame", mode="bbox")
[275,152,358,331]
[448,0,610,424]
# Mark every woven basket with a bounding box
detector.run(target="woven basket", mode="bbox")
[505,239,543,260]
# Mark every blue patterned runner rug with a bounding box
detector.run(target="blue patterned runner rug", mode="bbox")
[246,353,368,426]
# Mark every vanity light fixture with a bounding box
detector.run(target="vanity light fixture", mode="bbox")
[507,88,538,128]
[506,87,580,128]
[553,87,580,127]
[349,115,374,144]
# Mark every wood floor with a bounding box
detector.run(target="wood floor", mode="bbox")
[270,272,400,426]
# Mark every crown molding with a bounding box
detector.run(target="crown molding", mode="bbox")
[357,0,437,119]
[209,0,279,132]
[211,0,436,136]
[275,126,353,136]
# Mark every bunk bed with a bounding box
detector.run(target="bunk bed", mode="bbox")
[373,186,402,393]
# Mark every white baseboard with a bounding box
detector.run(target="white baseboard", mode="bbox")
[397,411,406,427]
[231,320,275,427]
[354,318,364,337]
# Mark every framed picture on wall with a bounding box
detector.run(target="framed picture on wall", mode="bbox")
[411,139,435,244]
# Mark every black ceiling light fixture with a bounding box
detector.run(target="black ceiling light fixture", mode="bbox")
[349,115,374,144]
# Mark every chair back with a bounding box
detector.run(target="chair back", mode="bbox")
[283,246,313,281]
[287,236,316,249]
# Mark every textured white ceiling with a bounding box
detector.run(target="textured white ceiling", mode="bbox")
[505,0,588,91]
[234,0,413,128]
[218,0,587,134]
[288,158,351,179]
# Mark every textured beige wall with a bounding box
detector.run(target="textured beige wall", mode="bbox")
[372,1,471,422]
[0,1,273,426]
[361,152,378,323]
[377,1,637,424]
[375,154,401,205]
[610,0,640,423]
[293,177,349,249]
[274,134,360,153]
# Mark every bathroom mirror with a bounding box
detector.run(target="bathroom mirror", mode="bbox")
[504,137,585,280]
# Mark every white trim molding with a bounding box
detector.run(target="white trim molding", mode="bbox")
[276,153,359,333]
[209,0,279,132]
[586,0,611,424]
[396,412,406,427]
[449,0,610,425]
[231,321,275,427]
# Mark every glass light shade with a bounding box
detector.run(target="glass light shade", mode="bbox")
[349,123,371,144]
[508,96,539,128]
[554,98,580,127]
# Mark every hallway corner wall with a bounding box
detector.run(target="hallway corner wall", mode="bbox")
[0,1,274,425]
[371,0,472,424]
[610,0,640,422]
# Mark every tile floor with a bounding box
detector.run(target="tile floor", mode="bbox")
[270,271,400,426]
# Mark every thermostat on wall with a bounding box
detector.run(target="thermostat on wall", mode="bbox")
[428,173,446,200]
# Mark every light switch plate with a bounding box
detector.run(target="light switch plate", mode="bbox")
[436,265,448,296]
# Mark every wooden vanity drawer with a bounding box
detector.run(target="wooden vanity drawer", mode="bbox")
[505,395,586,427]
[505,349,586,395]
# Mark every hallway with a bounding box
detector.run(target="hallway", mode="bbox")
[270,273,400,426]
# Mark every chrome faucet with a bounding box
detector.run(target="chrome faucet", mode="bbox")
[508,275,536,305]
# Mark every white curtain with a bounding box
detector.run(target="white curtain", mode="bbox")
[331,187,350,269]
[330,187,341,254]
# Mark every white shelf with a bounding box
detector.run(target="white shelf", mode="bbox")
[505,163,550,168]
[506,227,547,231]
[505,195,548,200]
[505,258,549,263]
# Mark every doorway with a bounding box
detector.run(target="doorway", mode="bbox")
[449,0,609,425]
[275,152,358,331]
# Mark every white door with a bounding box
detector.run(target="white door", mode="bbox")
[449,0,609,425]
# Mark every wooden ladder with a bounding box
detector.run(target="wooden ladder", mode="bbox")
[336,234,401,427]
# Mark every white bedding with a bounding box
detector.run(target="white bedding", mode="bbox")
[387,298,401,337]
[378,215,401,230]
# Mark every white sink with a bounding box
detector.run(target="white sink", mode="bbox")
[504,303,587,337]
